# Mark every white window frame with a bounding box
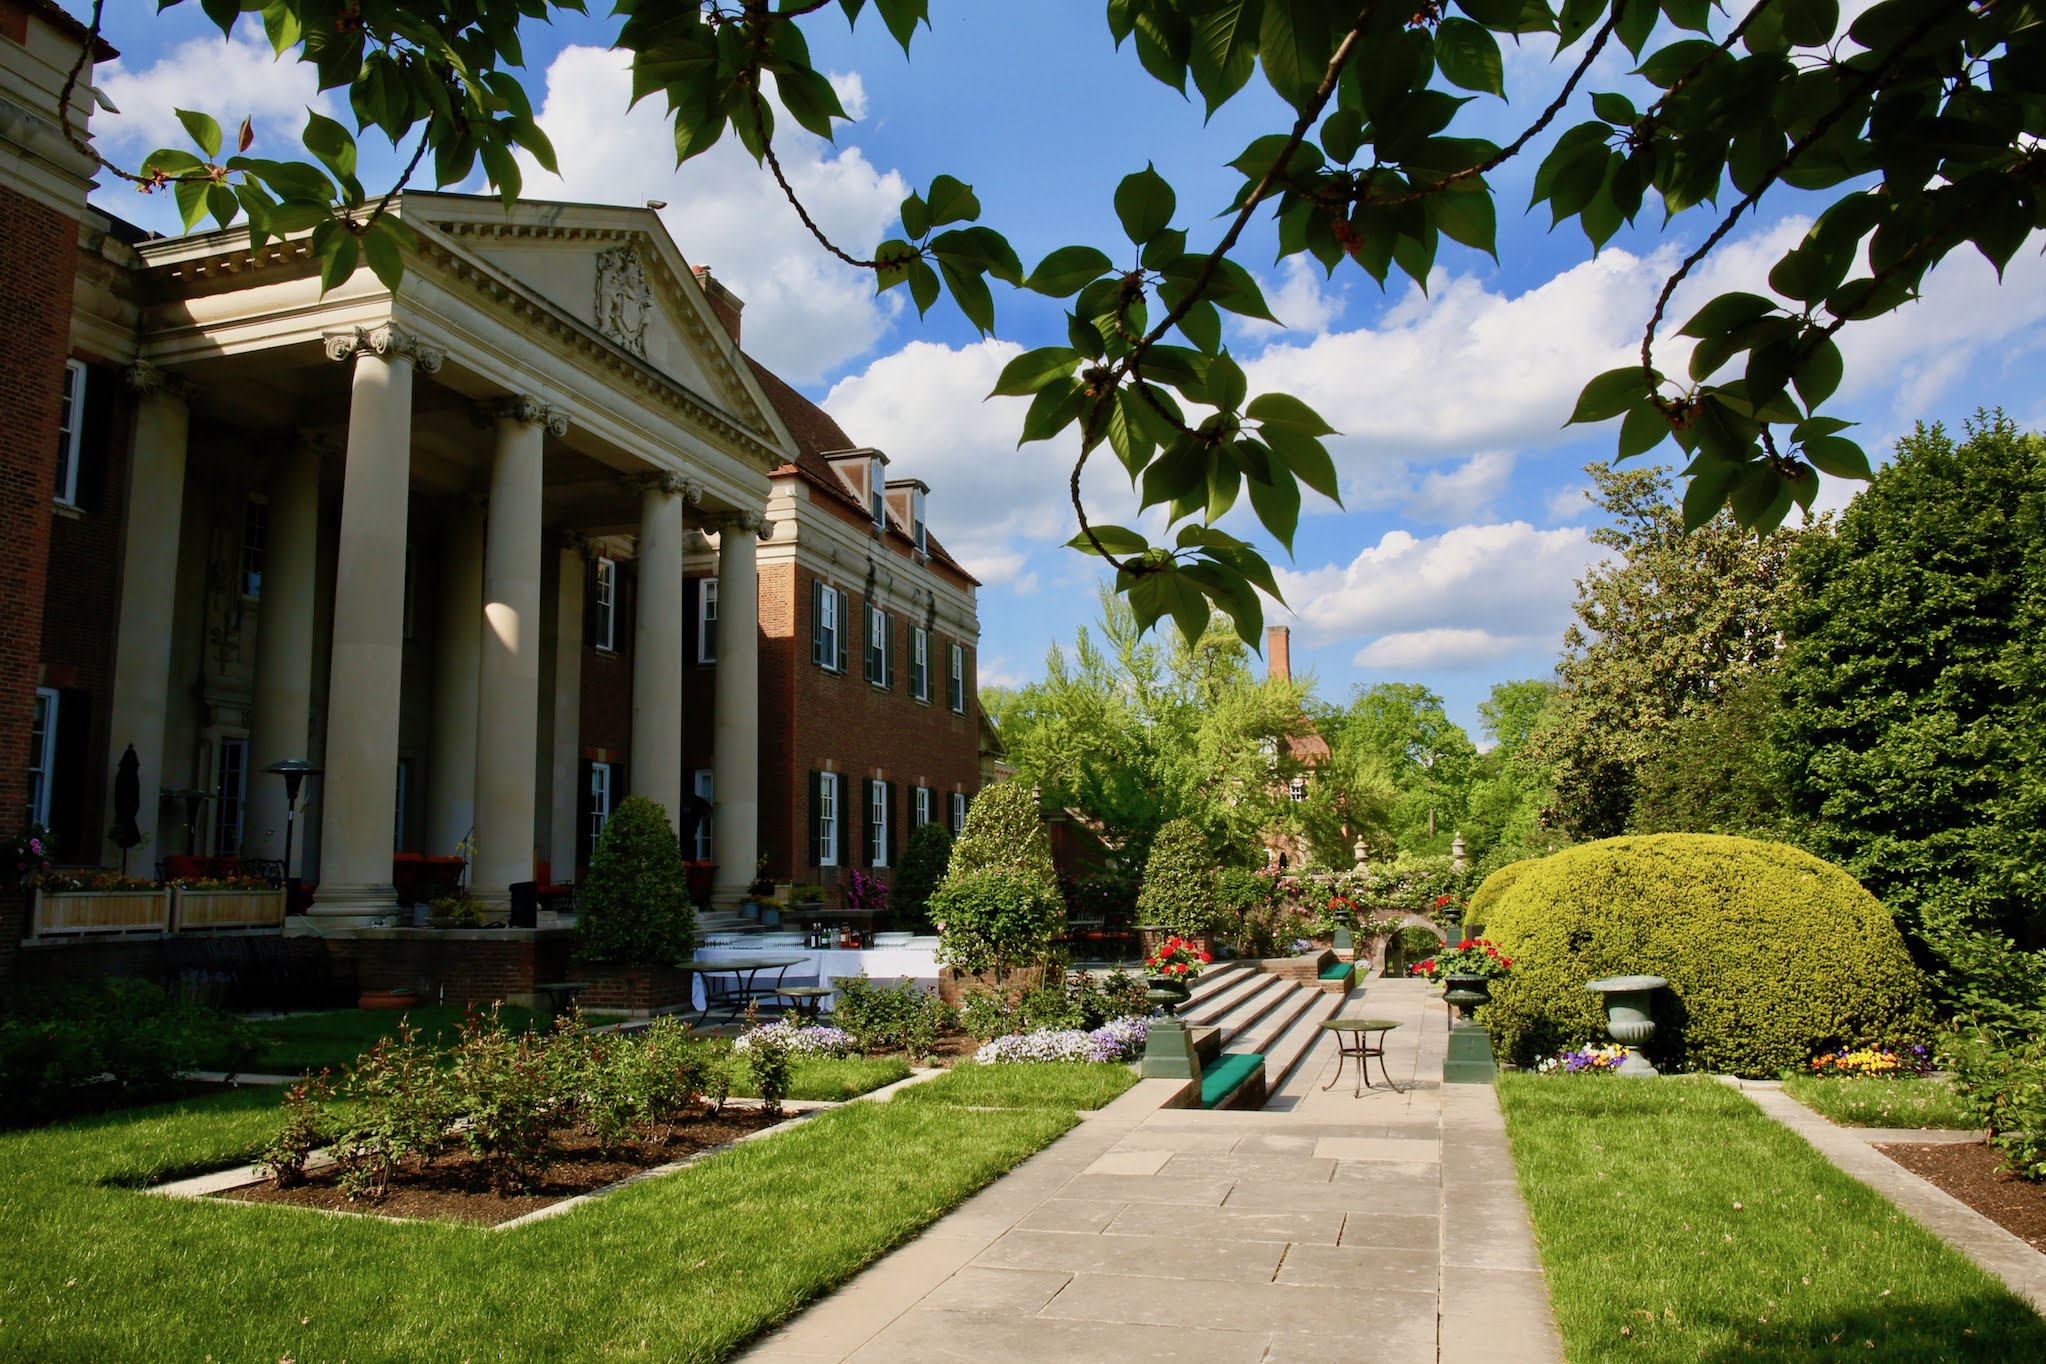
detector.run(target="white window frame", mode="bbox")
[866,603,889,687]
[594,557,619,652]
[818,772,840,867]
[696,577,717,663]
[817,584,844,673]
[948,643,967,713]
[911,625,930,701]
[29,688,58,828]
[870,456,886,531]
[914,786,933,827]
[912,487,927,556]
[692,769,714,861]
[950,791,967,833]
[215,737,249,856]
[870,779,889,868]
[589,761,615,847]
[55,360,84,506]
[1289,776,1308,803]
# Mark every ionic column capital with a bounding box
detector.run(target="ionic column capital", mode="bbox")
[714,509,768,538]
[489,394,571,437]
[125,362,190,401]
[323,323,445,374]
[635,472,705,503]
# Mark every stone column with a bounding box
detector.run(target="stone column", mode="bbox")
[102,364,189,872]
[246,433,327,868]
[630,473,696,829]
[711,511,767,902]
[549,534,587,879]
[471,397,564,903]
[313,324,441,918]
[426,498,484,857]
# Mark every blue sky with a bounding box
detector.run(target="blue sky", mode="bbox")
[78,2,2046,740]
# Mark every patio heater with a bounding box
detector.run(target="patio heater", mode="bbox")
[266,760,322,914]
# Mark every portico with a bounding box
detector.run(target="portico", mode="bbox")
[99,193,789,924]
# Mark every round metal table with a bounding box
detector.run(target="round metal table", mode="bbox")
[1319,1018,1403,1095]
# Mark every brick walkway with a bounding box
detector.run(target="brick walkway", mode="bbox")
[740,978,1562,1363]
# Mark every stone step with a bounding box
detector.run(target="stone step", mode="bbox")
[1199,974,1299,1043]
[1256,988,1349,1100]
[1179,963,1268,1023]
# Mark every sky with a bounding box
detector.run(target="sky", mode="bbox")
[73,2,2046,740]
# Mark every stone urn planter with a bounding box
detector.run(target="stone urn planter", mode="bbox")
[1442,972,1492,1023]
[1145,975,1192,1018]
[1585,975,1667,1076]
[1441,973,1498,1085]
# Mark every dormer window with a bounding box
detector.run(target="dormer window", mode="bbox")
[912,487,927,556]
[870,455,886,530]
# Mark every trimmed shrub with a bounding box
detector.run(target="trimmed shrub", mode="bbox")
[573,794,695,965]
[1482,834,1934,1077]
[1136,818,1218,936]
[893,822,953,932]
[931,870,1065,977]
[1465,857,1541,935]
[942,782,1057,891]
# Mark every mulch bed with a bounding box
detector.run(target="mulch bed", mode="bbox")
[1876,1140,2046,1253]
[218,1108,790,1227]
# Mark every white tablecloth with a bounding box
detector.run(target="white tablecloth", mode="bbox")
[689,945,940,1012]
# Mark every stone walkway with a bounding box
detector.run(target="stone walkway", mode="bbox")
[740,978,1562,1363]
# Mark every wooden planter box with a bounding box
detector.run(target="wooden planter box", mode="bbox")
[173,887,287,930]
[31,888,172,936]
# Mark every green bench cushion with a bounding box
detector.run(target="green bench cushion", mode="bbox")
[1319,961,1353,981]
[1200,1051,1265,1109]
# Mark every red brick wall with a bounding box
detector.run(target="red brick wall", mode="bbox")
[0,184,78,976]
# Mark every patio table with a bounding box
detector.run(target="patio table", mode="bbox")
[792,907,881,948]
[1319,1018,1404,1096]
[680,956,807,1023]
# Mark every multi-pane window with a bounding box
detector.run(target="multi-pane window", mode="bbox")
[912,488,927,556]
[949,791,968,835]
[693,769,714,861]
[865,604,893,687]
[697,578,717,663]
[870,456,886,530]
[589,762,614,847]
[55,360,83,505]
[214,738,248,856]
[818,772,839,866]
[1289,776,1308,803]
[910,625,929,701]
[948,643,967,713]
[29,688,57,828]
[914,786,933,827]
[593,557,618,651]
[813,581,849,672]
[870,780,890,867]
[241,496,268,599]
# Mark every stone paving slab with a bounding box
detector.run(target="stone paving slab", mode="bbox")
[739,978,1566,1364]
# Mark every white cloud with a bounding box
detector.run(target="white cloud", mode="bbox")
[1545,482,1594,521]
[977,656,1027,690]
[1355,628,1547,671]
[1406,452,1516,524]
[519,46,907,384]
[96,29,334,155]
[1276,521,1603,665]
[1236,254,1345,342]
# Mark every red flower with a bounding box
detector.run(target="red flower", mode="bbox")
[1435,894,1452,906]
[1198,951,1212,963]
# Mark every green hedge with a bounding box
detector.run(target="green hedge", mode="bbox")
[1464,856,1540,934]
[1482,834,1933,1077]
[1135,818,1217,936]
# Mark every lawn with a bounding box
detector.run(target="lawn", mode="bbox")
[243,1004,553,1072]
[1497,1075,2046,1363]
[893,1061,1137,1110]
[1783,1075,1979,1130]
[0,1085,1074,1362]
[731,1056,912,1102]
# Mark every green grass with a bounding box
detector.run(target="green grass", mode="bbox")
[1497,1075,2046,1363]
[893,1061,1137,1110]
[0,1087,1073,1362]
[730,1056,912,1102]
[1784,1075,1979,1129]
[243,1005,550,1073]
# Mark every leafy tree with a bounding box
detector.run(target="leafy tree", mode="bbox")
[1526,463,1814,840]
[1478,680,1555,761]
[891,820,953,933]
[942,779,1059,893]
[573,794,694,965]
[93,1,2046,644]
[1777,414,2046,950]
[1337,682,1478,855]
[1134,817,1219,937]
[1629,670,1795,840]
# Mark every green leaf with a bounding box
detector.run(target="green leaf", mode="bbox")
[1246,465,1301,552]
[1208,351,1248,413]
[1569,367,1653,425]
[1067,525,1149,557]
[1617,402,1670,460]
[990,346,1081,397]
[361,219,405,292]
[301,108,359,195]
[1429,189,1496,258]
[1115,165,1176,246]
[1679,292,1779,340]
[1681,457,1741,530]
[1264,428,1341,504]
[1141,440,1207,510]
[1024,245,1112,298]
[1205,450,1241,522]
[1434,19,1505,97]
[925,174,979,227]
[936,257,996,335]
[1189,0,1263,118]
[1591,91,1637,126]
[899,192,930,242]
[1019,379,1083,445]
[317,232,359,295]
[1793,335,1844,409]
[930,226,1024,285]
[173,177,208,233]
[1802,435,1873,480]
[205,183,238,231]
[1257,0,1329,109]
[176,108,222,159]
[907,260,941,316]
[1247,392,1337,437]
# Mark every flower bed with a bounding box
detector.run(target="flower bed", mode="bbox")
[735,1021,858,1058]
[1534,1042,1629,1075]
[974,1015,1147,1065]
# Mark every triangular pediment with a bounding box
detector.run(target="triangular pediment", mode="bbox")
[402,194,787,449]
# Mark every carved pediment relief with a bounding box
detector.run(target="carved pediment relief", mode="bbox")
[594,244,652,357]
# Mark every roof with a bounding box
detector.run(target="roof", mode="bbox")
[745,356,979,587]
[27,0,118,60]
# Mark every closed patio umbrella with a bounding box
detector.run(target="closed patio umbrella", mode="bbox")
[111,743,143,872]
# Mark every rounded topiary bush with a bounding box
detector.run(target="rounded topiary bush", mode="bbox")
[573,795,694,965]
[943,781,1057,891]
[1465,857,1542,935]
[1136,818,1218,937]
[1482,834,1933,1077]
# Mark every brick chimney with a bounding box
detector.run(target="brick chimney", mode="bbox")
[1266,625,1292,683]
[691,265,744,345]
